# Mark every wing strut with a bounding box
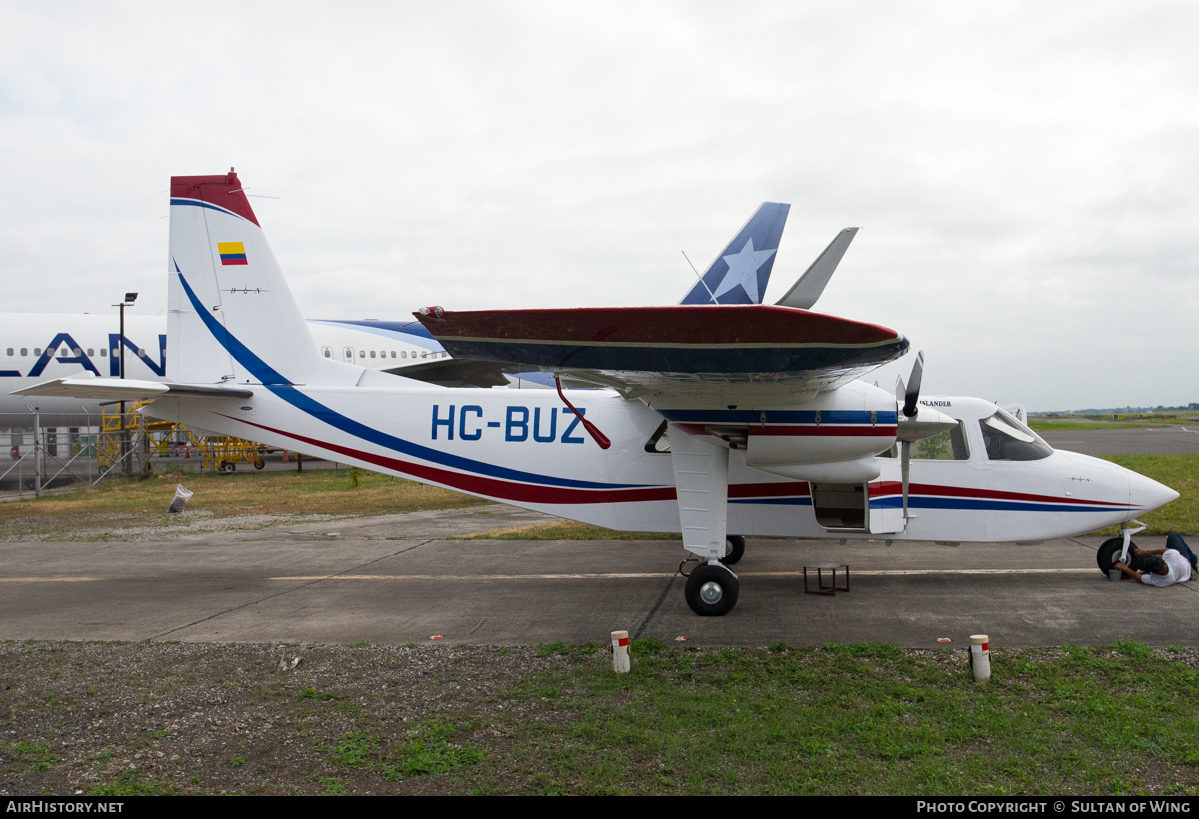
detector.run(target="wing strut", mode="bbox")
[554,376,611,450]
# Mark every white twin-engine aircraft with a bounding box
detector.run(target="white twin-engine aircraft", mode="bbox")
[16,172,1179,617]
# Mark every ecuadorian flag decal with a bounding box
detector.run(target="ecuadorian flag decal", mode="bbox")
[218,242,248,266]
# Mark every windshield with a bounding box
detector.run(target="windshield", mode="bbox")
[979,409,1053,461]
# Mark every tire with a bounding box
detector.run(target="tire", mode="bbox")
[219,460,236,474]
[722,535,745,566]
[253,458,266,470]
[1096,536,1138,576]
[684,563,739,616]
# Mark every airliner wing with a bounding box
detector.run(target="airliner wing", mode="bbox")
[10,377,253,401]
[416,304,908,398]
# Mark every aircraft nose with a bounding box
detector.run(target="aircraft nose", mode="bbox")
[1128,469,1180,513]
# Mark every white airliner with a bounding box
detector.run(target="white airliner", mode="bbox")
[18,171,1179,617]
[0,314,449,427]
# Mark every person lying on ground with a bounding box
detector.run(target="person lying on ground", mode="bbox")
[1115,533,1195,586]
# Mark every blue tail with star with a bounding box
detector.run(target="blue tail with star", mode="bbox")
[679,202,790,305]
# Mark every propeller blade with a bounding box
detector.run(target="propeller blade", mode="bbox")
[903,351,925,418]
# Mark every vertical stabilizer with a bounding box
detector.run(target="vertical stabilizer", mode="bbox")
[167,171,321,385]
[679,202,790,305]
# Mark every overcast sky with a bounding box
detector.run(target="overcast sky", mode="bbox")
[1,1,1196,410]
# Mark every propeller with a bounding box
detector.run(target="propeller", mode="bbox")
[894,351,926,520]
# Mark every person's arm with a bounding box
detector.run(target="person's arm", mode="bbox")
[1114,561,1143,581]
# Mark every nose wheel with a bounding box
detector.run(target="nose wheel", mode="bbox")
[684,562,739,616]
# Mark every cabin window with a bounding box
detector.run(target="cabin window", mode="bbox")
[359,350,366,358]
[321,347,332,359]
[912,420,971,461]
[20,348,28,356]
[73,348,82,356]
[5,348,11,356]
[34,348,41,356]
[87,348,94,356]
[979,409,1053,461]
[100,348,107,357]
[370,350,376,358]
[390,351,396,358]
[421,351,427,359]
[402,351,407,358]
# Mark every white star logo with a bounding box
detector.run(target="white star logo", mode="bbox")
[710,238,776,303]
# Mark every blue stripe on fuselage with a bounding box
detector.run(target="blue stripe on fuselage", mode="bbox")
[175,272,649,491]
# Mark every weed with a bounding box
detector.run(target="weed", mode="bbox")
[316,776,347,796]
[297,687,337,701]
[332,731,376,767]
[388,719,483,777]
[9,741,61,770]
[230,756,246,767]
[90,770,179,796]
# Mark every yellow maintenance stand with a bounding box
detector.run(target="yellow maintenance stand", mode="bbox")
[98,402,265,474]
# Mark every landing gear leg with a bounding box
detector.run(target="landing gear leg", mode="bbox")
[685,562,739,616]
[670,425,737,616]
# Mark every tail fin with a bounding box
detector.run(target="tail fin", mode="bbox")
[167,171,322,386]
[679,202,790,305]
[774,227,858,310]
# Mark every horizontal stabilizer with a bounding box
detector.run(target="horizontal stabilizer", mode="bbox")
[10,377,253,401]
[775,228,858,310]
[383,357,513,389]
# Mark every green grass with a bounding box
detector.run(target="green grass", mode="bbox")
[456,519,681,541]
[1096,454,1198,535]
[327,721,483,782]
[1030,421,1174,431]
[468,640,1199,795]
[7,741,61,770]
[0,469,483,527]
[90,769,180,796]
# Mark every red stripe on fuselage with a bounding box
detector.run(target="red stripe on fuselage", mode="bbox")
[225,415,815,505]
[867,480,1130,508]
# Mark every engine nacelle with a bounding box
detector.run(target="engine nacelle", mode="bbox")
[657,381,898,481]
[745,382,897,480]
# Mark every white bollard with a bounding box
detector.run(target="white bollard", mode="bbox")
[611,630,630,673]
[970,634,991,683]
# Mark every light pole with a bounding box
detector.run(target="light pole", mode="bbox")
[112,292,137,475]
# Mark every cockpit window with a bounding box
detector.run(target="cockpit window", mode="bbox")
[913,420,971,460]
[979,409,1053,461]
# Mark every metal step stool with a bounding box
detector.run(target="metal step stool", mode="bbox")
[803,562,850,596]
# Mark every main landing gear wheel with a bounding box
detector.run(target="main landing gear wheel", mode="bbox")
[721,535,745,566]
[685,563,739,616]
[1096,536,1137,576]
[253,457,266,470]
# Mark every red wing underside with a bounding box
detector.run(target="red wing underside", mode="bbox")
[416,304,908,397]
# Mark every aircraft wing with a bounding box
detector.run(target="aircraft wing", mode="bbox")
[416,304,907,398]
[10,377,253,401]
